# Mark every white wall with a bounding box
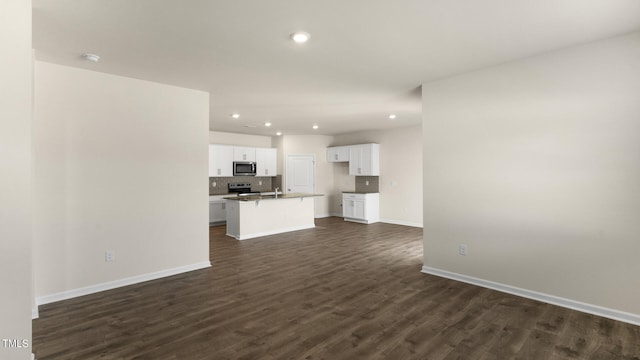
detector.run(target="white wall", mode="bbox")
[0,0,32,358]
[333,125,423,227]
[422,31,640,320]
[280,135,335,217]
[210,131,273,148]
[33,62,211,303]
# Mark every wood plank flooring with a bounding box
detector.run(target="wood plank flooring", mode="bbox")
[33,217,640,359]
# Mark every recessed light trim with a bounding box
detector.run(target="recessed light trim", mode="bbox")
[312,125,319,130]
[290,31,310,43]
[276,132,282,136]
[231,113,240,119]
[82,53,100,62]
[389,114,397,119]
[265,122,272,127]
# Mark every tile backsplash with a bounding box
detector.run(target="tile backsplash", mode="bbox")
[209,175,279,195]
[355,176,379,193]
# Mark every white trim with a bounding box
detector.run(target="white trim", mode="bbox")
[421,265,640,326]
[344,217,379,224]
[329,212,343,217]
[380,218,423,228]
[229,224,315,240]
[32,307,39,320]
[36,262,211,306]
[314,213,331,218]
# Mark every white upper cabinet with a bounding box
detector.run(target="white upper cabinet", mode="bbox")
[210,144,277,177]
[233,147,256,162]
[326,146,350,162]
[209,145,234,177]
[255,148,277,177]
[348,144,380,176]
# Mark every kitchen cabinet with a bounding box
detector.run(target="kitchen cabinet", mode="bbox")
[349,144,380,176]
[209,145,233,177]
[210,144,277,177]
[255,148,277,176]
[233,147,256,162]
[209,195,227,224]
[326,146,350,162]
[342,192,379,224]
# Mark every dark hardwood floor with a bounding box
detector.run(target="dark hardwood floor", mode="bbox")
[33,217,640,359]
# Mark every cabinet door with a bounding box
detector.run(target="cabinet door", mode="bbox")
[209,201,227,223]
[209,145,233,177]
[256,148,277,176]
[349,145,364,175]
[348,144,379,176]
[343,199,355,218]
[343,199,365,220]
[233,147,256,162]
[327,146,349,162]
[353,200,365,219]
[327,148,338,162]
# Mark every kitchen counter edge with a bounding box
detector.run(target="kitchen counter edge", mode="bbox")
[224,193,323,202]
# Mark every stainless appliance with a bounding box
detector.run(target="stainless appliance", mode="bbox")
[233,161,256,176]
[228,183,260,196]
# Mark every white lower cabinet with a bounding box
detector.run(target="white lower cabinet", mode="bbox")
[342,192,379,224]
[209,195,227,224]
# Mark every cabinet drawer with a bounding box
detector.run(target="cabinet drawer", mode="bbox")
[343,193,366,200]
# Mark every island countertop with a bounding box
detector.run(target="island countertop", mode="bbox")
[224,193,323,202]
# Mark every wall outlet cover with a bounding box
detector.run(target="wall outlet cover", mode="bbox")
[105,250,115,262]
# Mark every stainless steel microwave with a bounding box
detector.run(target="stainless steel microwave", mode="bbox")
[233,161,256,176]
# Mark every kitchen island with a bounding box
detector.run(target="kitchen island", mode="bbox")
[224,193,323,240]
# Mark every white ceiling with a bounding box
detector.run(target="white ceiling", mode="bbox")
[33,0,640,136]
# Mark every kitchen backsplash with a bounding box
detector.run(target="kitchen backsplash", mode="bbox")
[210,175,374,194]
[355,176,379,193]
[209,175,279,195]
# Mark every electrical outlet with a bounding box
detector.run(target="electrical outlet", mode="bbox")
[458,244,468,256]
[105,250,115,262]
[365,180,369,186]
[212,181,217,187]
[259,180,262,186]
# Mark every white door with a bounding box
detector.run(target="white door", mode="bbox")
[286,154,315,194]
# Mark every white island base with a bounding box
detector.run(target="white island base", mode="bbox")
[225,195,318,240]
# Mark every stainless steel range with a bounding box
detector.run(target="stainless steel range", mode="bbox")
[228,183,260,197]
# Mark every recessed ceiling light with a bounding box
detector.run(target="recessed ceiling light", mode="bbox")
[290,31,310,43]
[276,132,282,136]
[231,113,240,119]
[265,122,272,127]
[312,125,319,130]
[389,114,397,119]
[82,53,100,62]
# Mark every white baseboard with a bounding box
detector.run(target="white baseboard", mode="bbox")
[35,261,211,307]
[230,224,315,240]
[344,217,379,224]
[421,265,640,326]
[329,212,343,217]
[380,218,423,228]
[314,213,331,218]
